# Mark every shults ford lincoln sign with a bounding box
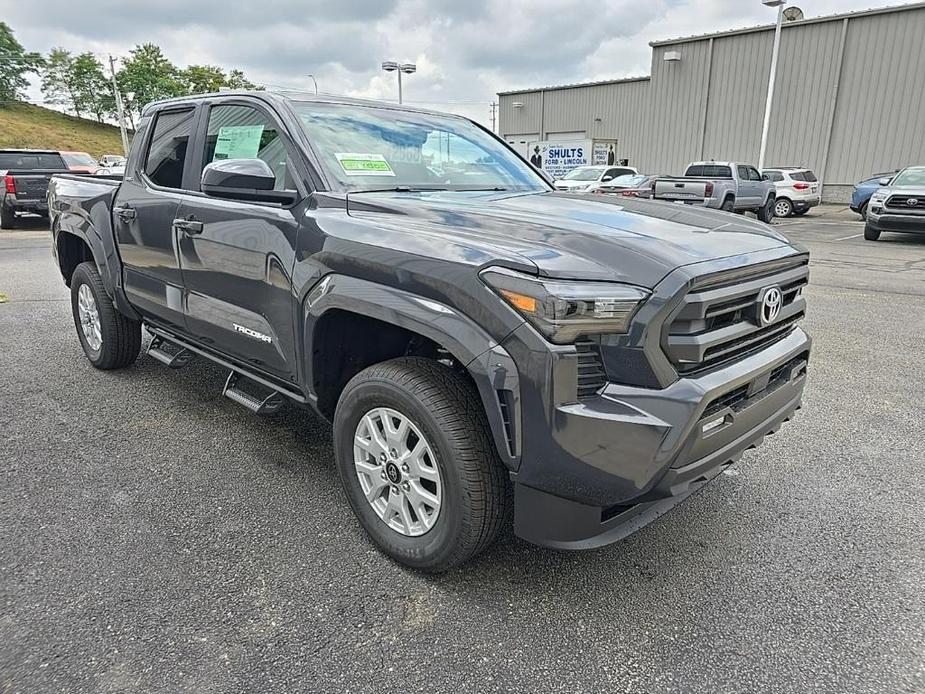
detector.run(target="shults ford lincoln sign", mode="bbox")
[528,139,618,179]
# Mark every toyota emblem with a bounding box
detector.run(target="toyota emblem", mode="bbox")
[906,197,920,207]
[758,286,783,326]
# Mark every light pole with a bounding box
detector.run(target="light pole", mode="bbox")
[758,0,786,171]
[381,61,416,104]
[307,74,318,94]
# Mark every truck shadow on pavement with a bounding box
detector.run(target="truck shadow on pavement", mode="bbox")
[115,335,725,588]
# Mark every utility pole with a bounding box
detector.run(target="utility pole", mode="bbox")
[758,0,786,171]
[108,55,130,157]
[489,102,498,133]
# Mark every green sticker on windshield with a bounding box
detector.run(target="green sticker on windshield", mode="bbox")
[335,152,395,176]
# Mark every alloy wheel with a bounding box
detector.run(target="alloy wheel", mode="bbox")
[77,284,102,352]
[353,407,443,537]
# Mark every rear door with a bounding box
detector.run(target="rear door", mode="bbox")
[114,106,198,331]
[174,98,305,381]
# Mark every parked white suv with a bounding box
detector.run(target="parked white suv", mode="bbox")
[762,167,821,217]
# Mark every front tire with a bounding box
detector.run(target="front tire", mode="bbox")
[70,261,141,369]
[773,198,793,218]
[758,196,776,223]
[863,223,881,241]
[333,357,508,572]
[858,201,868,220]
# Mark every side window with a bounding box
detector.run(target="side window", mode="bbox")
[748,167,762,181]
[202,104,293,191]
[737,165,750,181]
[144,109,195,189]
[790,171,806,182]
[766,171,784,182]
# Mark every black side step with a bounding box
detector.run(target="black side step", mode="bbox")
[147,335,194,369]
[222,372,287,416]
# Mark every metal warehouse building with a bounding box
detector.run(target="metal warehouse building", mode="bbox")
[498,2,925,202]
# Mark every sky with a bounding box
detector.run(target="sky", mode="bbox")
[2,0,901,126]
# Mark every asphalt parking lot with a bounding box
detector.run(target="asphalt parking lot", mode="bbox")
[1,208,923,694]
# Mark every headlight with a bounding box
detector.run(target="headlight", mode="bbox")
[480,267,649,344]
[871,191,888,202]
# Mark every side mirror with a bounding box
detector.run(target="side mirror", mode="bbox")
[601,175,614,182]
[201,159,297,204]
[878,177,891,186]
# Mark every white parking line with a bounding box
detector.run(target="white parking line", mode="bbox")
[834,233,863,241]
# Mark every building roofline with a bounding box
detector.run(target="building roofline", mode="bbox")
[649,1,925,46]
[497,75,650,97]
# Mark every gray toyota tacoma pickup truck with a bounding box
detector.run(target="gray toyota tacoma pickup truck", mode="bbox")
[48,91,811,571]
[653,161,777,220]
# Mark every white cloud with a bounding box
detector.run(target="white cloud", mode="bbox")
[3,0,894,125]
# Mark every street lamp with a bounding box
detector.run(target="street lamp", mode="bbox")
[381,61,416,104]
[758,0,786,171]
[307,74,318,94]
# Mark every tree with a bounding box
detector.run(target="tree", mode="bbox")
[41,48,81,115]
[180,64,225,94]
[71,53,110,123]
[224,69,262,90]
[116,44,183,118]
[0,22,43,105]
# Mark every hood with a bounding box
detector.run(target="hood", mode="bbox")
[346,191,795,288]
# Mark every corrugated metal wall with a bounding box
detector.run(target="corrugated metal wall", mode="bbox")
[499,3,925,194]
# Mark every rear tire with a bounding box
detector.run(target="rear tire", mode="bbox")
[758,196,776,223]
[0,206,16,229]
[720,196,735,213]
[773,198,793,218]
[333,357,508,572]
[70,261,142,369]
[863,224,881,241]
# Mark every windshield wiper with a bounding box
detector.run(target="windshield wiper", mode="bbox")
[350,186,448,194]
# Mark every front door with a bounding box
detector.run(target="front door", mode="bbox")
[114,107,197,331]
[175,101,303,382]
[737,165,758,206]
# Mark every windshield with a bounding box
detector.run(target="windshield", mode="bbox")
[293,102,548,193]
[62,152,97,167]
[562,166,604,181]
[891,168,925,187]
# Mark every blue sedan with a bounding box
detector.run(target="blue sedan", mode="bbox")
[850,171,898,219]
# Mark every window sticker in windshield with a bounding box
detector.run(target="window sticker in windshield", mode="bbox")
[213,125,265,160]
[335,152,395,176]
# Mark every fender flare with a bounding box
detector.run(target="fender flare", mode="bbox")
[303,274,521,469]
[51,201,140,321]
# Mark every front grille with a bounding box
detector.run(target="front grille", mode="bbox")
[886,194,925,210]
[702,352,809,418]
[665,255,808,375]
[576,341,607,398]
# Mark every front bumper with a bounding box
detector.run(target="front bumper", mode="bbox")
[510,327,811,549]
[866,211,925,234]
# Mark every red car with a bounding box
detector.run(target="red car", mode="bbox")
[60,151,99,174]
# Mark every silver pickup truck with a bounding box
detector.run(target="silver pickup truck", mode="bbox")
[653,161,776,222]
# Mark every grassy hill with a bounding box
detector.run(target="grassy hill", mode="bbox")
[0,102,126,158]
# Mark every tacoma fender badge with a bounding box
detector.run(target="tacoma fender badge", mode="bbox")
[233,323,272,344]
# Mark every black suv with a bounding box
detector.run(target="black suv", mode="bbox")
[48,91,810,571]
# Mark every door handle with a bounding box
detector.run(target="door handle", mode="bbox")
[114,206,135,221]
[173,217,203,235]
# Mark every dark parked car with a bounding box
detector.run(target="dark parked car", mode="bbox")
[48,91,810,571]
[0,149,70,228]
